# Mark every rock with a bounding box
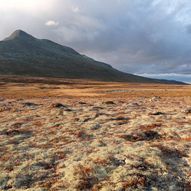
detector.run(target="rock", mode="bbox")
[52,103,67,108]
[83,118,91,122]
[52,103,72,112]
[104,101,115,105]
[23,102,38,107]
[92,106,104,111]
[111,117,129,121]
[142,131,161,140]
[79,102,87,105]
[64,108,73,112]
[91,124,101,130]
[151,112,165,115]
[185,108,191,114]
[110,157,126,166]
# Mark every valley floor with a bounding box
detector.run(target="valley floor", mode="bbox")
[0,77,191,190]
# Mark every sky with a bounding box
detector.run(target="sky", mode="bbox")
[1,0,191,82]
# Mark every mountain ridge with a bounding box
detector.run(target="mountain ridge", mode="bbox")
[0,30,185,84]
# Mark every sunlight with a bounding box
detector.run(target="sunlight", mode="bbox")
[0,0,54,11]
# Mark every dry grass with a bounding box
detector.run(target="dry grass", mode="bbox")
[0,76,191,99]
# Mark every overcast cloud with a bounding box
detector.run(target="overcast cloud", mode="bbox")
[0,0,191,75]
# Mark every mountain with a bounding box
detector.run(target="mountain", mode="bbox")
[0,30,184,84]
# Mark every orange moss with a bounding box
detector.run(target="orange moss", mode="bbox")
[121,176,146,188]
[139,123,162,130]
[93,157,109,166]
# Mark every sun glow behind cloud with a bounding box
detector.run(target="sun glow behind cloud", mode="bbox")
[0,0,53,12]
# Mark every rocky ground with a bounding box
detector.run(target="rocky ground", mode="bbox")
[0,80,191,191]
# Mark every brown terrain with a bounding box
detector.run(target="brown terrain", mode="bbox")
[0,76,191,191]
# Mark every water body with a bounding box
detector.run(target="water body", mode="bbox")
[136,73,191,84]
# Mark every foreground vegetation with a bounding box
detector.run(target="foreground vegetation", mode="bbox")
[0,78,191,190]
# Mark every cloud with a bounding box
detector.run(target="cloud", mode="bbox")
[72,6,80,13]
[45,20,59,27]
[0,0,53,12]
[0,0,191,75]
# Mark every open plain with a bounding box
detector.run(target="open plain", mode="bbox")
[0,76,191,191]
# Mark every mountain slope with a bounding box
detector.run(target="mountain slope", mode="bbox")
[0,30,184,84]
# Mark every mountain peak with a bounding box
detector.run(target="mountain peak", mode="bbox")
[3,30,35,41]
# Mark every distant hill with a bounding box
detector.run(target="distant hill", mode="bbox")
[0,30,184,84]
